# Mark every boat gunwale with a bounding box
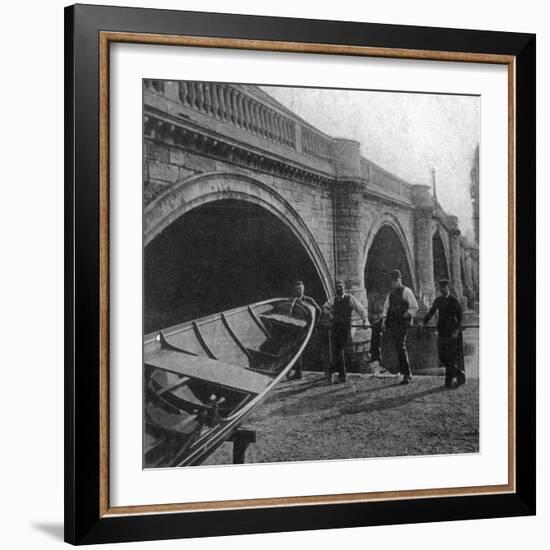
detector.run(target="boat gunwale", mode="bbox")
[144,297,283,346]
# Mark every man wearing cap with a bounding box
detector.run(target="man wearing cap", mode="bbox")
[419,279,464,388]
[287,281,322,381]
[381,269,419,385]
[322,280,368,383]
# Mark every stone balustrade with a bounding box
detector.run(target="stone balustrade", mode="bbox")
[145,80,342,165]
[145,79,165,94]
[364,158,413,203]
[301,126,332,162]
[176,81,296,149]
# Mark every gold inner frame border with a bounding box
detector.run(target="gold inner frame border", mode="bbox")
[98,31,516,518]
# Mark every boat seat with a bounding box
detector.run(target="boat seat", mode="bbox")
[246,347,280,359]
[168,385,210,410]
[146,403,200,434]
[145,349,273,395]
[156,376,191,397]
[245,348,284,373]
[260,313,307,329]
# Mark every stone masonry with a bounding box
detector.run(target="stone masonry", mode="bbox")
[143,80,478,316]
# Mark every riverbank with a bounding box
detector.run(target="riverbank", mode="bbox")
[204,372,479,465]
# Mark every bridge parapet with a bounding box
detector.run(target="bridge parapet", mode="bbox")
[301,126,333,162]
[362,158,415,206]
[144,81,471,250]
[144,80,334,181]
[176,81,297,149]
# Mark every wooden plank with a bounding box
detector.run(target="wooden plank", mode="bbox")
[156,376,191,397]
[145,349,273,395]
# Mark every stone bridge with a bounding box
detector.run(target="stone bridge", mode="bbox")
[143,80,479,335]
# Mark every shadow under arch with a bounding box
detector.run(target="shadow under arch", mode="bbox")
[144,172,333,328]
[362,214,416,317]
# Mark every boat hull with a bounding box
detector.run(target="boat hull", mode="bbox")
[144,298,315,467]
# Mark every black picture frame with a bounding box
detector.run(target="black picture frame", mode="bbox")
[65,3,536,545]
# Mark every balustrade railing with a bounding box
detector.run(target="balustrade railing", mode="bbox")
[178,82,297,149]
[301,126,332,162]
[369,163,410,198]
[144,79,165,94]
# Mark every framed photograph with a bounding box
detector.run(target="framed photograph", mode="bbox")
[65,3,536,545]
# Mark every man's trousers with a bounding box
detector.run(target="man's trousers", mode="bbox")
[388,324,412,378]
[329,326,350,380]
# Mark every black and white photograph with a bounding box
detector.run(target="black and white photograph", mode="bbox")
[143,80,480,468]
[0,0,544,545]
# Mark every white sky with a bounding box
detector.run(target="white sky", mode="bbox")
[261,86,479,239]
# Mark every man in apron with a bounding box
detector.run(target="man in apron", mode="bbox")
[381,269,419,385]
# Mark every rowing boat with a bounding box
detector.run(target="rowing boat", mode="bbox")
[144,298,316,468]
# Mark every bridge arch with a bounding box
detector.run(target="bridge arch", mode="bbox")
[144,172,333,330]
[362,213,416,316]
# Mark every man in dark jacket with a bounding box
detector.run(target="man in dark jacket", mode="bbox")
[381,269,419,385]
[287,280,322,381]
[420,279,464,388]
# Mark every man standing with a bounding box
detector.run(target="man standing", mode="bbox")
[287,280,322,381]
[322,280,368,384]
[381,269,419,385]
[419,279,464,388]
